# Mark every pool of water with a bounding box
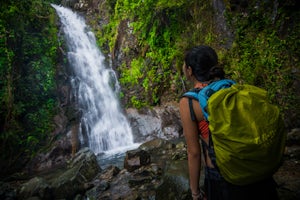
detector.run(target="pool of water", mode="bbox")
[96,143,141,169]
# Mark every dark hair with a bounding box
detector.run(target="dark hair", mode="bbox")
[184,45,225,82]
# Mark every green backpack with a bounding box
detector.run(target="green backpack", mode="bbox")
[185,79,286,185]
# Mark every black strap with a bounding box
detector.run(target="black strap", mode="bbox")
[182,88,201,122]
[185,93,222,181]
[188,98,197,121]
[187,97,216,167]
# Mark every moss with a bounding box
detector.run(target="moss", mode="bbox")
[91,0,299,126]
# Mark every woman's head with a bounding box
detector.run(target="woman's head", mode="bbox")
[184,45,224,82]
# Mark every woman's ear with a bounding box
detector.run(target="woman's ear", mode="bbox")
[187,66,193,76]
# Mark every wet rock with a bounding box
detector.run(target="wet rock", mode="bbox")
[18,177,52,200]
[17,148,100,200]
[172,142,188,160]
[156,160,190,200]
[50,148,100,199]
[124,149,151,172]
[0,181,16,200]
[61,0,78,8]
[85,182,106,199]
[96,169,134,199]
[285,146,300,160]
[274,129,300,200]
[128,174,153,187]
[52,112,68,136]
[98,165,121,181]
[139,138,173,151]
[287,128,300,146]
[126,104,182,143]
[274,159,300,200]
[25,136,72,175]
[74,3,89,12]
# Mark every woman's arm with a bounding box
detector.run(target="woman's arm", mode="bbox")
[179,97,202,197]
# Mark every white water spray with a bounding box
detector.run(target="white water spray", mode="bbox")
[52,5,135,154]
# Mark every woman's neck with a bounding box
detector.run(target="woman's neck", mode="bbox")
[194,78,221,88]
[194,82,208,89]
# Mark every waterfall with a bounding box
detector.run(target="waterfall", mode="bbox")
[52,5,136,155]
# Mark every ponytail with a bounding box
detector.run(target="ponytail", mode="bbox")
[209,66,225,80]
[184,45,225,82]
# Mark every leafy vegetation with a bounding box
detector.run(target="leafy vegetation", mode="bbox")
[96,0,217,106]
[0,0,60,176]
[95,0,299,127]
[0,0,299,177]
[222,0,300,128]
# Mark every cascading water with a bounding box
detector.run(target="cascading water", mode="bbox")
[52,5,137,155]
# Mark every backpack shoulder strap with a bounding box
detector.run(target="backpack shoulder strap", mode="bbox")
[182,88,200,100]
[199,79,236,120]
[182,89,200,121]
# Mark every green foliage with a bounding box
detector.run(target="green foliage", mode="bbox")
[221,0,300,127]
[0,0,59,175]
[93,0,299,129]
[130,95,146,109]
[120,58,144,85]
[100,0,207,106]
[0,0,297,178]
[97,0,299,128]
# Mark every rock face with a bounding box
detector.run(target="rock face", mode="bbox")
[24,136,73,175]
[17,148,100,200]
[126,102,183,143]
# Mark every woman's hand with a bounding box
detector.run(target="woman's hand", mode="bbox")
[192,189,207,200]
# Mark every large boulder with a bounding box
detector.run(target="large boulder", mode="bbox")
[126,103,182,143]
[155,160,190,200]
[25,136,73,175]
[17,177,51,200]
[124,149,151,172]
[17,148,100,200]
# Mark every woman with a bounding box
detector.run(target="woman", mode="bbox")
[179,45,279,200]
